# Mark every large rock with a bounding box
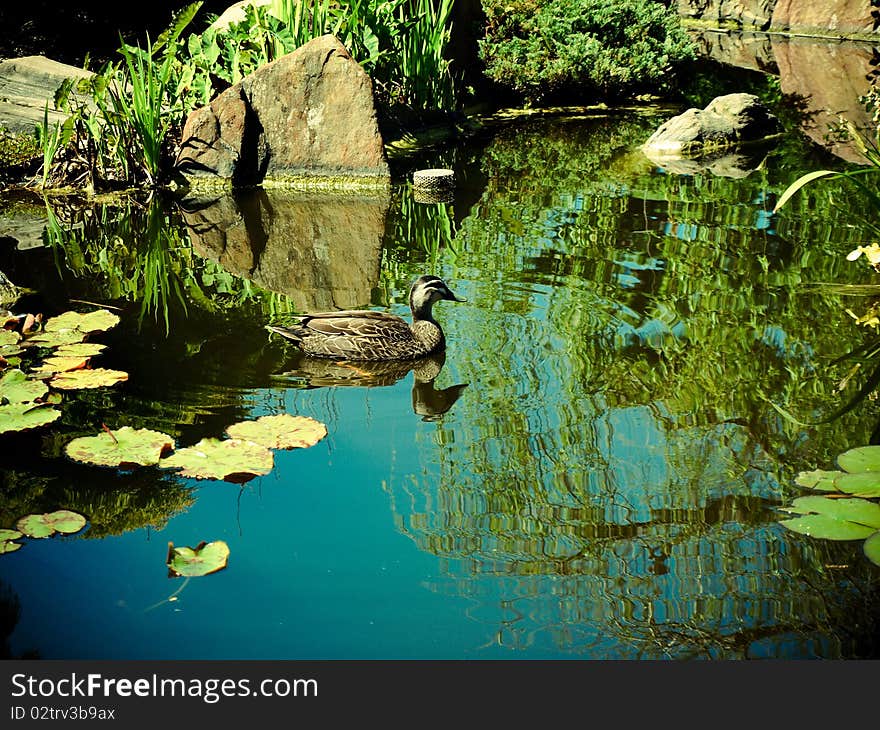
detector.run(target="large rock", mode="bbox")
[175,34,389,190]
[677,0,774,29]
[771,0,876,36]
[641,93,781,158]
[0,56,92,135]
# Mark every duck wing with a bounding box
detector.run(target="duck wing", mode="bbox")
[296,310,412,341]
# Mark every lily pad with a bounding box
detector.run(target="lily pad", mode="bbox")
[0,369,48,404]
[26,329,88,347]
[795,469,846,492]
[0,529,23,554]
[166,540,230,577]
[0,402,60,434]
[780,495,880,540]
[833,471,880,498]
[159,438,274,482]
[32,355,90,377]
[16,509,87,538]
[781,514,878,541]
[864,531,880,567]
[50,368,128,390]
[65,427,174,468]
[0,330,21,346]
[838,445,880,473]
[54,343,107,358]
[225,414,328,450]
[44,309,120,334]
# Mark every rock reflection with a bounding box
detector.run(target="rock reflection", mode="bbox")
[178,187,388,311]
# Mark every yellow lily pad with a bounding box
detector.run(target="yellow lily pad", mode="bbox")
[54,343,107,358]
[0,402,61,434]
[27,329,88,347]
[159,438,274,482]
[166,540,230,578]
[32,355,90,377]
[225,414,328,450]
[0,330,21,346]
[50,368,128,390]
[65,427,174,468]
[0,368,48,404]
[44,309,120,334]
[16,509,87,538]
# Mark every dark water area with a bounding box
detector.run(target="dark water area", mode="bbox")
[3,111,880,659]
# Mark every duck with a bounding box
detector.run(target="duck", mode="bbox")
[266,275,465,361]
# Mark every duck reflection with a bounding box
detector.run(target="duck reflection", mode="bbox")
[273,351,468,420]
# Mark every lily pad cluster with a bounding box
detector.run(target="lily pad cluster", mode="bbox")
[0,308,128,435]
[0,509,89,556]
[65,414,327,484]
[779,445,880,567]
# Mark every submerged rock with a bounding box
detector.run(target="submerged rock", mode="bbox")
[175,34,390,191]
[641,93,781,159]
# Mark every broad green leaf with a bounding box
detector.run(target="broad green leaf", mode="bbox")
[54,343,107,357]
[833,471,880,498]
[44,309,120,334]
[166,540,230,578]
[780,514,878,541]
[159,438,273,482]
[773,170,838,212]
[838,445,880,473]
[0,369,48,404]
[864,531,880,567]
[50,368,128,390]
[782,495,880,529]
[65,427,174,467]
[225,414,328,450]
[16,509,87,538]
[0,529,23,554]
[0,402,61,434]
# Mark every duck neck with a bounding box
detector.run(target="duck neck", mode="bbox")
[410,302,437,324]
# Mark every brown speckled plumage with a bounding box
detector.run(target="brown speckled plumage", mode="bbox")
[267,275,465,360]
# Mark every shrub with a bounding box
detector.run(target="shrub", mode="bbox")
[478,0,694,104]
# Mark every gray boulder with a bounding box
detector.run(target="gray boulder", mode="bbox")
[641,93,781,159]
[175,34,389,190]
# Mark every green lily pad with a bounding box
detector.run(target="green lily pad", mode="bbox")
[0,402,61,434]
[838,445,880,473]
[0,369,48,404]
[44,309,120,334]
[26,329,88,347]
[159,438,274,482]
[16,509,87,538]
[833,471,880,498]
[50,368,128,390]
[54,343,107,357]
[65,427,175,468]
[225,414,328,450]
[795,469,846,491]
[0,330,20,346]
[780,495,880,541]
[780,514,878,541]
[0,344,24,359]
[864,531,880,567]
[166,540,230,577]
[0,529,23,554]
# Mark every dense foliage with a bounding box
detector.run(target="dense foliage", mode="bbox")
[479,0,694,104]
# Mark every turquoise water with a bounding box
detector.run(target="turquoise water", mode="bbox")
[2,113,880,659]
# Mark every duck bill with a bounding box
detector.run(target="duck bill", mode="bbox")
[447,291,467,302]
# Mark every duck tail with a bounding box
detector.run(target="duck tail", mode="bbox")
[265,325,305,344]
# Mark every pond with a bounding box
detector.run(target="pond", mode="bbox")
[2,111,880,660]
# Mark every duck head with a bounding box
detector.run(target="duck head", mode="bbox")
[409,275,466,319]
